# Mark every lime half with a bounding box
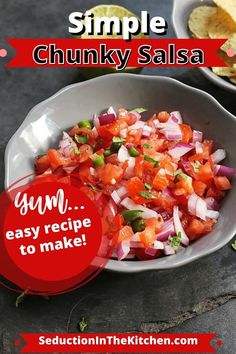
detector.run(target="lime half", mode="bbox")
[79,4,148,78]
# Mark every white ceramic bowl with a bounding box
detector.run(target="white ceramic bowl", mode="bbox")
[172,0,236,93]
[5,74,236,272]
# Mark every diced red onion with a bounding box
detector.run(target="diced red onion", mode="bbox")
[121,197,159,219]
[103,199,118,218]
[93,114,100,128]
[192,130,203,143]
[152,119,160,129]
[142,125,152,137]
[153,240,165,249]
[117,145,129,162]
[117,241,130,261]
[168,143,194,159]
[130,233,141,242]
[124,157,135,178]
[195,141,203,154]
[116,186,128,199]
[215,165,236,179]
[92,126,98,138]
[58,132,77,157]
[163,188,172,197]
[125,142,137,149]
[129,121,145,130]
[196,197,207,221]
[164,242,175,255]
[161,126,182,141]
[211,149,226,164]
[145,248,157,256]
[188,193,198,216]
[156,219,175,241]
[206,210,220,219]
[129,111,141,121]
[205,197,219,211]
[98,113,116,126]
[170,111,183,124]
[107,106,116,116]
[173,206,189,246]
[111,190,121,205]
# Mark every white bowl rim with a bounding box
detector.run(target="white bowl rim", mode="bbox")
[4,73,236,272]
[171,0,236,93]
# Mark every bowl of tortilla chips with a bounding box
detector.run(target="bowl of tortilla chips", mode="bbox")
[172,0,236,92]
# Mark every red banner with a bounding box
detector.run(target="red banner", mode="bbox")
[6,38,226,68]
[17,333,218,352]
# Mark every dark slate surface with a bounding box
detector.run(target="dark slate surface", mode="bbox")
[0,0,236,353]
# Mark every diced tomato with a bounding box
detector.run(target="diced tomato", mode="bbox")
[214,176,231,191]
[145,218,162,233]
[97,163,123,185]
[153,174,169,191]
[79,186,96,201]
[57,176,71,184]
[152,191,176,214]
[202,140,213,158]
[134,156,144,179]
[179,124,193,143]
[47,149,70,167]
[173,175,193,195]
[158,111,170,123]
[139,226,156,247]
[118,225,134,243]
[78,160,95,184]
[126,129,142,145]
[197,161,214,182]
[206,186,225,201]
[186,218,216,241]
[193,180,207,197]
[35,154,51,173]
[126,177,147,204]
[77,144,93,163]
[33,173,58,185]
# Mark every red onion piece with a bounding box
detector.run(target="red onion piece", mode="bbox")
[168,143,194,159]
[153,240,164,250]
[98,113,116,126]
[93,114,100,128]
[205,197,219,211]
[206,210,220,219]
[92,126,98,138]
[156,219,175,242]
[124,157,136,179]
[188,193,208,220]
[215,165,236,179]
[121,197,159,219]
[145,248,157,256]
[192,130,203,143]
[164,242,175,255]
[117,241,130,261]
[111,190,121,205]
[63,165,77,174]
[170,111,183,124]
[129,111,141,121]
[116,186,128,199]
[161,126,182,141]
[103,199,118,218]
[129,121,145,130]
[211,149,226,164]
[195,141,203,154]
[142,125,152,137]
[173,206,189,246]
[107,106,116,116]
[59,132,77,157]
[117,145,129,163]
[120,129,127,138]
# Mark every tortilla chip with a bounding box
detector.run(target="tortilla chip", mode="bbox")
[212,66,236,77]
[230,77,236,84]
[218,49,236,67]
[188,6,217,38]
[208,8,236,39]
[221,34,236,53]
[213,0,236,24]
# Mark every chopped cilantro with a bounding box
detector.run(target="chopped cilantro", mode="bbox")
[168,232,182,251]
[232,240,236,251]
[78,317,88,332]
[174,169,188,183]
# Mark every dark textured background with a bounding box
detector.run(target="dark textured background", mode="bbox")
[0,0,236,353]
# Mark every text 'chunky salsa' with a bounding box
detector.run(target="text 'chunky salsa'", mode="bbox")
[35,107,235,261]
